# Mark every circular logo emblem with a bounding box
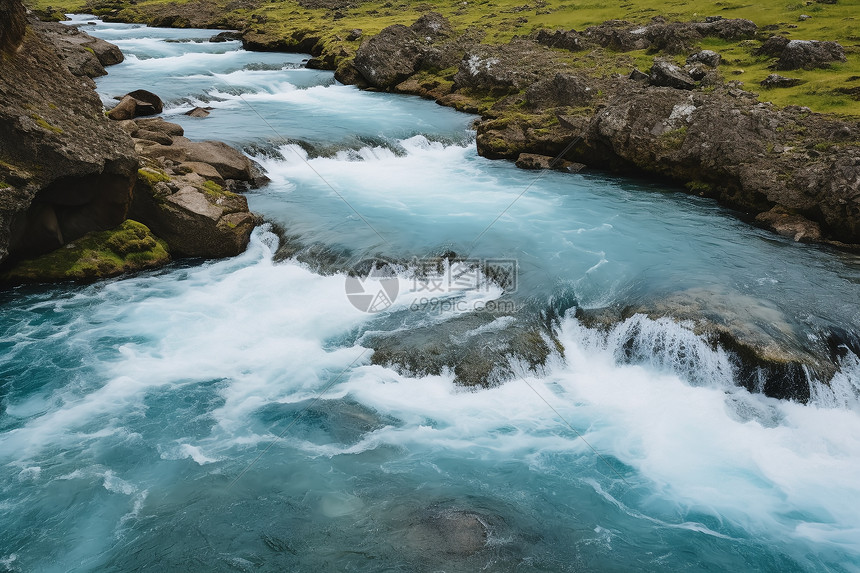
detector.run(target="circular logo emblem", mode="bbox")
[344,259,400,313]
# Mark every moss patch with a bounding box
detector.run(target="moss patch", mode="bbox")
[30,113,63,134]
[2,220,170,284]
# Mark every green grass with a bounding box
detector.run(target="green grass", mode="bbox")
[23,0,860,115]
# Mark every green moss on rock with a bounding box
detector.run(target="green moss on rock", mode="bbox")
[1,220,170,284]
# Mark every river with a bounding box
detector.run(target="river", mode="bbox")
[1,15,859,572]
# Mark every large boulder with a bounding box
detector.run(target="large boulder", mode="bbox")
[353,24,423,89]
[776,40,846,70]
[352,13,461,90]
[130,168,260,258]
[0,9,138,265]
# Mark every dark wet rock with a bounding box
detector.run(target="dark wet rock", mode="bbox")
[0,11,138,265]
[649,59,696,90]
[209,30,242,42]
[346,28,363,41]
[525,72,594,108]
[776,39,845,70]
[687,49,721,67]
[760,74,804,88]
[185,106,212,118]
[367,309,556,387]
[574,290,826,403]
[107,90,164,120]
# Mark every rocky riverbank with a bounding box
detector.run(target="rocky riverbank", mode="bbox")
[0,1,264,283]
[336,13,860,250]
[54,0,859,249]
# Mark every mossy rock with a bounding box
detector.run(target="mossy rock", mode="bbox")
[1,220,170,284]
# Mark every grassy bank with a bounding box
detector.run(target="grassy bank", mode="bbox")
[25,0,860,115]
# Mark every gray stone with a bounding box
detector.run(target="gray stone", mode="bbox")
[649,59,696,90]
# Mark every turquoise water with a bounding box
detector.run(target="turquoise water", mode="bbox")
[1,16,859,572]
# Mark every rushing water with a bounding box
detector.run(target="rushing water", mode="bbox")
[1,15,860,572]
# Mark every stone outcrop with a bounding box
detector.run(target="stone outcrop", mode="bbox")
[757,35,846,70]
[352,12,460,90]
[123,117,263,257]
[0,12,138,266]
[35,20,124,78]
[1,2,266,282]
[535,17,756,55]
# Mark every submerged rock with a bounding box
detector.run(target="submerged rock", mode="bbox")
[185,106,212,118]
[406,509,488,556]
